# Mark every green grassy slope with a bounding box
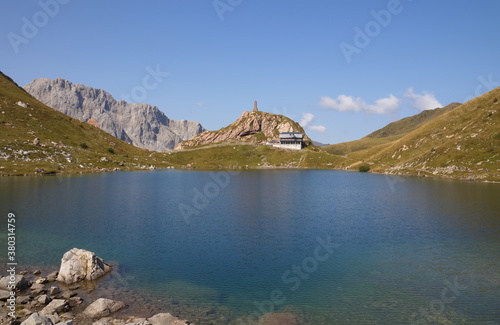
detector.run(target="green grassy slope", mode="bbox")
[0,72,174,175]
[0,72,346,175]
[324,103,461,156]
[345,88,500,181]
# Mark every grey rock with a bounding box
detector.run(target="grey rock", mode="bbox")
[67,296,83,308]
[46,271,58,282]
[17,295,31,304]
[34,270,42,275]
[61,291,77,299]
[125,318,150,325]
[46,313,61,325]
[83,298,125,318]
[36,277,49,284]
[37,294,52,305]
[92,318,125,325]
[147,313,190,325]
[56,248,111,284]
[30,283,46,295]
[55,321,73,325]
[0,274,30,291]
[21,312,54,325]
[24,78,205,151]
[49,286,60,296]
[0,289,11,301]
[40,299,67,315]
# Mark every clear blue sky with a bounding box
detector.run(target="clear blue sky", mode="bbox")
[1,0,500,144]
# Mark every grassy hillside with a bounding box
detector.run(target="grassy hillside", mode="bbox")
[0,72,176,175]
[324,103,461,156]
[344,88,500,181]
[0,72,346,175]
[169,143,345,169]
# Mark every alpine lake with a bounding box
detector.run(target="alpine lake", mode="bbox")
[1,170,499,324]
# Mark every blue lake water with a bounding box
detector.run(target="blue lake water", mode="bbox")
[1,170,499,324]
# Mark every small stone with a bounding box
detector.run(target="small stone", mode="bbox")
[82,298,125,318]
[67,296,83,308]
[46,271,59,282]
[61,291,77,299]
[33,138,41,146]
[0,290,11,301]
[20,312,53,325]
[30,282,46,295]
[49,286,60,296]
[148,313,190,325]
[67,286,79,291]
[34,270,42,275]
[20,270,31,275]
[40,299,67,315]
[55,321,73,325]
[46,313,60,324]
[36,277,49,284]
[37,294,52,305]
[17,295,31,304]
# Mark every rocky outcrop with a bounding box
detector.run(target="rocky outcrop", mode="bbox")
[177,110,310,149]
[24,78,205,151]
[56,248,111,284]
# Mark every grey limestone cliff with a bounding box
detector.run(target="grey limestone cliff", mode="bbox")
[24,78,205,151]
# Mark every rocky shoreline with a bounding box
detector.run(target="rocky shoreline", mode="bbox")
[0,249,305,325]
[0,249,193,325]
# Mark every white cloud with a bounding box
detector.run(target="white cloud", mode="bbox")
[299,112,327,133]
[196,102,204,107]
[404,87,442,111]
[365,95,400,114]
[319,95,364,112]
[309,125,327,133]
[299,112,314,127]
[320,94,400,114]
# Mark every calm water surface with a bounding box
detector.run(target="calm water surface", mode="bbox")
[0,170,499,324]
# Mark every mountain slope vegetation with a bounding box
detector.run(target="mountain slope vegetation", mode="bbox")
[342,89,500,181]
[324,103,461,156]
[0,72,175,175]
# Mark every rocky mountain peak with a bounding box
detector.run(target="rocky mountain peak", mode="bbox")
[24,78,205,151]
[176,110,310,149]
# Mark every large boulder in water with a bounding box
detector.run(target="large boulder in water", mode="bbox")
[56,248,111,284]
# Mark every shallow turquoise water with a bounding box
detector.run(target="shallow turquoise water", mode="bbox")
[0,170,499,324]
